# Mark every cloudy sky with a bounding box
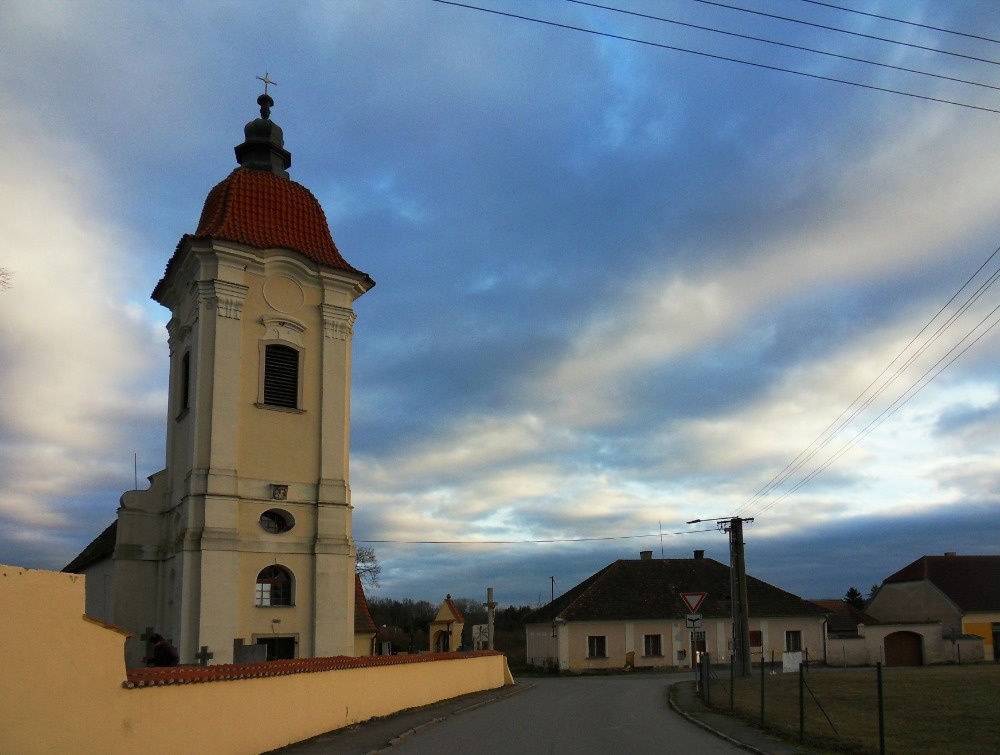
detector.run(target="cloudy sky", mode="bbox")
[4,0,1000,608]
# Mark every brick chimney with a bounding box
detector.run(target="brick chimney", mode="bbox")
[693,549,705,559]
[639,550,653,560]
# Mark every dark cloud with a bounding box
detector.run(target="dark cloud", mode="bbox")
[6,1,1000,613]
[363,502,1000,607]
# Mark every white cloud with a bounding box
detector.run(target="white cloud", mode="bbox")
[0,111,162,530]
[530,109,1000,430]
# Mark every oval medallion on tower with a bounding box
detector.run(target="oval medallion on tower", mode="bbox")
[262,275,305,314]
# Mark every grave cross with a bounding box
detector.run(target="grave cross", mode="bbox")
[196,645,214,666]
[140,626,157,661]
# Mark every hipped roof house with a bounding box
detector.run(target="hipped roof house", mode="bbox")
[525,551,825,672]
[526,552,824,624]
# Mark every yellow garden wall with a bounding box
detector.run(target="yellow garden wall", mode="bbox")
[964,614,1000,656]
[1,566,513,755]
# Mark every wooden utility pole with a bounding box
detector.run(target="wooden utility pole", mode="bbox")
[725,517,753,677]
[688,515,754,677]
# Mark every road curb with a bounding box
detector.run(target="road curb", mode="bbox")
[375,683,532,753]
[668,684,771,755]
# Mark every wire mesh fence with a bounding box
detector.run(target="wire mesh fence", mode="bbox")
[701,658,1000,753]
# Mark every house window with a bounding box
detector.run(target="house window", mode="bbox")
[255,565,293,606]
[750,630,762,647]
[785,630,802,652]
[643,634,662,656]
[262,344,300,408]
[587,635,607,658]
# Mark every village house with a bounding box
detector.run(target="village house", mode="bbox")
[862,552,998,664]
[524,550,826,672]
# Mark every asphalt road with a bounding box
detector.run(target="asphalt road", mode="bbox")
[386,674,743,755]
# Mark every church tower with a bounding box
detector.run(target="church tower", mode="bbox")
[111,89,374,664]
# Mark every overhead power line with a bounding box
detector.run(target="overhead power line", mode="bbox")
[740,243,1000,518]
[429,1,1000,114]
[358,526,716,545]
[795,0,1000,46]
[740,250,1000,514]
[565,0,1000,93]
[755,300,1000,516]
[690,0,1000,66]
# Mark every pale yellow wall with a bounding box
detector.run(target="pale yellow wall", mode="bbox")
[525,625,558,668]
[1,567,511,755]
[963,612,1000,655]
[565,620,627,671]
[78,557,114,621]
[538,616,826,672]
[752,617,826,664]
[105,242,362,663]
[1,566,131,753]
[825,636,871,667]
[354,632,375,656]
[430,622,464,652]
[430,600,464,651]
[868,582,962,629]
[826,623,942,665]
[237,264,322,483]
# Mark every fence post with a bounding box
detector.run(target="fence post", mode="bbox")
[730,654,736,711]
[877,662,886,755]
[799,662,805,742]
[760,653,766,727]
[702,652,711,704]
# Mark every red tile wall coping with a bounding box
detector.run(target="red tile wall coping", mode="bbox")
[123,650,503,689]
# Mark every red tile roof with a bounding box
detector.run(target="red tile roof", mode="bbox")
[153,167,373,301]
[124,650,502,688]
[441,595,465,623]
[811,599,878,637]
[194,167,358,270]
[883,554,1000,612]
[354,574,378,634]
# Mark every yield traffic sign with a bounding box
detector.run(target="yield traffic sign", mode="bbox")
[680,592,707,613]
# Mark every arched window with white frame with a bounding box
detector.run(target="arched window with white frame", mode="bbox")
[255,565,294,606]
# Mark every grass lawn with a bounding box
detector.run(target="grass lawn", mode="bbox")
[706,663,1000,754]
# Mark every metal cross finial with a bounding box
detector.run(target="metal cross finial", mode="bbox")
[257,71,277,95]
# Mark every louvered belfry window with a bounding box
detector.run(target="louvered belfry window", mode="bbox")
[263,344,299,408]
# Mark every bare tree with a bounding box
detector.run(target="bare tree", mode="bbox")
[0,268,12,291]
[355,545,381,589]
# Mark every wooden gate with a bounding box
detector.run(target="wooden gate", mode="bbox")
[884,631,922,666]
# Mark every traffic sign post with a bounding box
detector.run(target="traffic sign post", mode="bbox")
[681,592,707,614]
[680,592,707,670]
